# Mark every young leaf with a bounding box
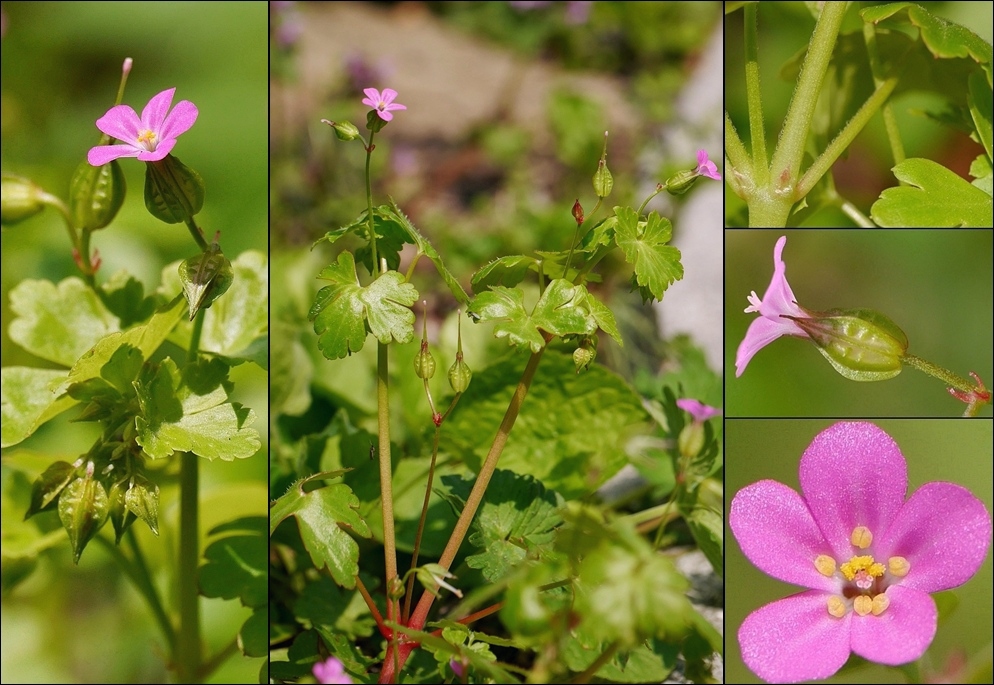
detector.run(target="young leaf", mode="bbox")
[870,158,993,227]
[442,470,565,582]
[200,523,267,608]
[269,477,371,588]
[134,357,261,461]
[613,207,683,302]
[8,277,120,366]
[686,506,724,577]
[467,279,596,353]
[471,255,538,294]
[309,251,419,360]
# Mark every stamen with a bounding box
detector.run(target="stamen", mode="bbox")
[827,595,846,618]
[814,554,836,577]
[871,593,889,616]
[137,129,158,150]
[888,556,910,577]
[850,526,873,549]
[840,555,885,581]
[853,595,872,616]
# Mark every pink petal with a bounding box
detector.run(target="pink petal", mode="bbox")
[94,104,142,143]
[676,398,720,422]
[158,100,199,141]
[362,87,380,108]
[136,138,176,162]
[850,585,936,665]
[738,591,853,683]
[798,422,908,560]
[697,149,708,167]
[140,88,176,129]
[758,236,804,321]
[877,482,992,593]
[384,102,407,112]
[730,480,838,592]
[87,144,140,166]
[379,87,398,104]
[734,315,808,377]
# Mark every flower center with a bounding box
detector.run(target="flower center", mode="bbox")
[813,525,910,618]
[137,128,158,151]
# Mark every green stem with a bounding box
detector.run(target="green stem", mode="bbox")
[403,423,442,622]
[744,2,768,184]
[838,198,876,227]
[768,1,848,184]
[184,218,209,252]
[571,641,621,684]
[795,76,898,199]
[198,638,239,682]
[406,343,548,633]
[862,20,906,168]
[366,130,378,271]
[377,340,400,627]
[636,187,663,216]
[724,111,752,176]
[901,354,975,393]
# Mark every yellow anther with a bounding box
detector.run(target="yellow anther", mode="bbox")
[827,595,846,618]
[814,554,836,577]
[840,555,886,581]
[853,595,872,616]
[871,593,890,616]
[888,556,910,577]
[137,129,157,148]
[850,526,873,549]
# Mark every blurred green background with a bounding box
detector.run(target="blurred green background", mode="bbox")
[725,419,994,684]
[724,1,994,226]
[1,2,268,683]
[725,229,994,417]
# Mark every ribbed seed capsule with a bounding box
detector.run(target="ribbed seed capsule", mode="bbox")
[414,340,436,379]
[448,356,472,394]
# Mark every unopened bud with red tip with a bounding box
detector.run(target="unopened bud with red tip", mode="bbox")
[593,131,613,198]
[572,199,584,226]
[786,308,908,381]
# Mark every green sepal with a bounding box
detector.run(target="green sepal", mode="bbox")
[125,475,160,536]
[70,159,126,230]
[108,480,137,544]
[58,471,110,563]
[789,307,909,381]
[179,241,234,320]
[144,154,205,224]
[25,460,77,519]
[1,174,49,225]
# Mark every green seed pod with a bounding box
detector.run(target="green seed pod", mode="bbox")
[144,154,205,224]
[790,308,908,381]
[329,120,360,141]
[414,341,437,379]
[1,174,49,225]
[573,335,598,373]
[179,237,233,320]
[592,131,613,198]
[25,461,77,519]
[107,479,136,544]
[69,158,126,230]
[125,475,160,536]
[448,356,472,394]
[663,169,699,196]
[677,422,705,459]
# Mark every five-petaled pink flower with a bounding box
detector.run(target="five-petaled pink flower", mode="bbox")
[313,656,353,685]
[735,235,812,377]
[362,87,406,122]
[87,88,197,166]
[695,149,721,180]
[730,422,991,684]
[676,398,721,423]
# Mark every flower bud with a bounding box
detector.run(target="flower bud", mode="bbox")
[677,422,705,459]
[414,340,436,379]
[144,154,205,224]
[1,174,49,225]
[448,356,472,394]
[572,198,584,226]
[663,169,699,196]
[573,335,597,373]
[179,236,233,320]
[788,308,908,381]
[592,131,613,198]
[69,158,126,230]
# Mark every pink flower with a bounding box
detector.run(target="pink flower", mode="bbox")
[362,87,407,122]
[313,656,353,685]
[676,398,721,423]
[735,235,812,377]
[87,88,198,166]
[695,149,721,180]
[730,422,991,684]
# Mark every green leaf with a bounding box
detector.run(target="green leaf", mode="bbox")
[8,277,120,366]
[98,271,157,328]
[579,287,623,346]
[613,207,683,302]
[968,71,993,161]
[269,476,371,588]
[2,470,65,592]
[200,523,267,607]
[389,622,521,684]
[134,357,261,461]
[240,607,268,658]
[562,635,678,683]
[686,506,723,577]
[383,200,470,305]
[296,575,377,641]
[309,251,419,360]
[442,470,564,582]
[440,352,649,498]
[467,279,596,353]
[871,158,993,227]
[471,255,538,294]
[1,367,74,448]
[62,297,185,393]
[198,250,268,359]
